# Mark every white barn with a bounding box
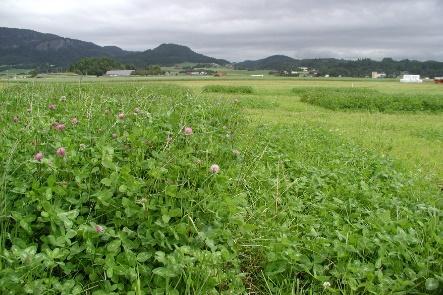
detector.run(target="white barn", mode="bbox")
[400,75,423,83]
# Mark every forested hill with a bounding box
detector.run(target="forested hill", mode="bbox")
[235,56,443,77]
[0,27,229,67]
[0,27,129,67]
[118,43,229,66]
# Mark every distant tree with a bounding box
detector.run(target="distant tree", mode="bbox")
[69,57,125,76]
[146,65,164,75]
[133,65,165,76]
[125,64,136,70]
[28,69,38,78]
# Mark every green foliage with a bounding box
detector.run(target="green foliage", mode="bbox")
[238,124,442,294]
[294,87,443,112]
[69,57,127,76]
[202,85,254,94]
[28,69,38,77]
[0,82,441,294]
[134,65,165,76]
[0,83,245,294]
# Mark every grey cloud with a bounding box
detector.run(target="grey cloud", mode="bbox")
[0,0,442,61]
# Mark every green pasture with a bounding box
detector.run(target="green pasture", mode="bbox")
[0,78,441,294]
[2,77,442,181]
[174,79,443,183]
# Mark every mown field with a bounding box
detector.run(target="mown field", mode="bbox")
[0,78,442,294]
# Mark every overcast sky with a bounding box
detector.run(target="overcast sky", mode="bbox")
[1,0,442,61]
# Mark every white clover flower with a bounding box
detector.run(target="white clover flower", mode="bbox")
[210,164,220,174]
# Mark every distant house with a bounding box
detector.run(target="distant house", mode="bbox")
[187,71,207,76]
[434,77,443,84]
[288,67,317,77]
[105,70,134,77]
[400,75,423,83]
[372,71,386,79]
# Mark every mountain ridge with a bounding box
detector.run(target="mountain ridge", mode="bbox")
[0,27,229,67]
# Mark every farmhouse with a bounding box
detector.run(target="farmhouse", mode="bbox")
[291,67,308,75]
[187,71,207,76]
[372,71,386,79]
[434,77,443,84]
[400,74,423,83]
[105,70,134,77]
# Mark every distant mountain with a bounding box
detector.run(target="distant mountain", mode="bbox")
[0,27,131,67]
[0,27,229,67]
[236,55,297,70]
[121,43,229,66]
[235,55,443,77]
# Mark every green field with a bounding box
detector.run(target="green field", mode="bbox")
[0,78,442,294]
[172,79,443,183]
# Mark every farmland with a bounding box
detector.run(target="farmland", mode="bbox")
[294,87,443,112]
[0,77,442,294]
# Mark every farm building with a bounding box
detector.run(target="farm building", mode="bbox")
[372,71,386,79]
[186,71,207,76]
[289,66,318,77]
[400,75,422,83]
[105,70,134,77]
[434,77,443,84]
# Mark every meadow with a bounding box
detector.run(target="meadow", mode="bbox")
[0,77,441,294]
[293,87,443,112]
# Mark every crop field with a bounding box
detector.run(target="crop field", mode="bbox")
[0,78,442,294]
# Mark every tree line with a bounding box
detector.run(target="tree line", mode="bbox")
[236,57,443,78]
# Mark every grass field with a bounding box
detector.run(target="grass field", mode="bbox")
[0,78,441,294]
[171,79,443,183]
[294,87,443,112]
